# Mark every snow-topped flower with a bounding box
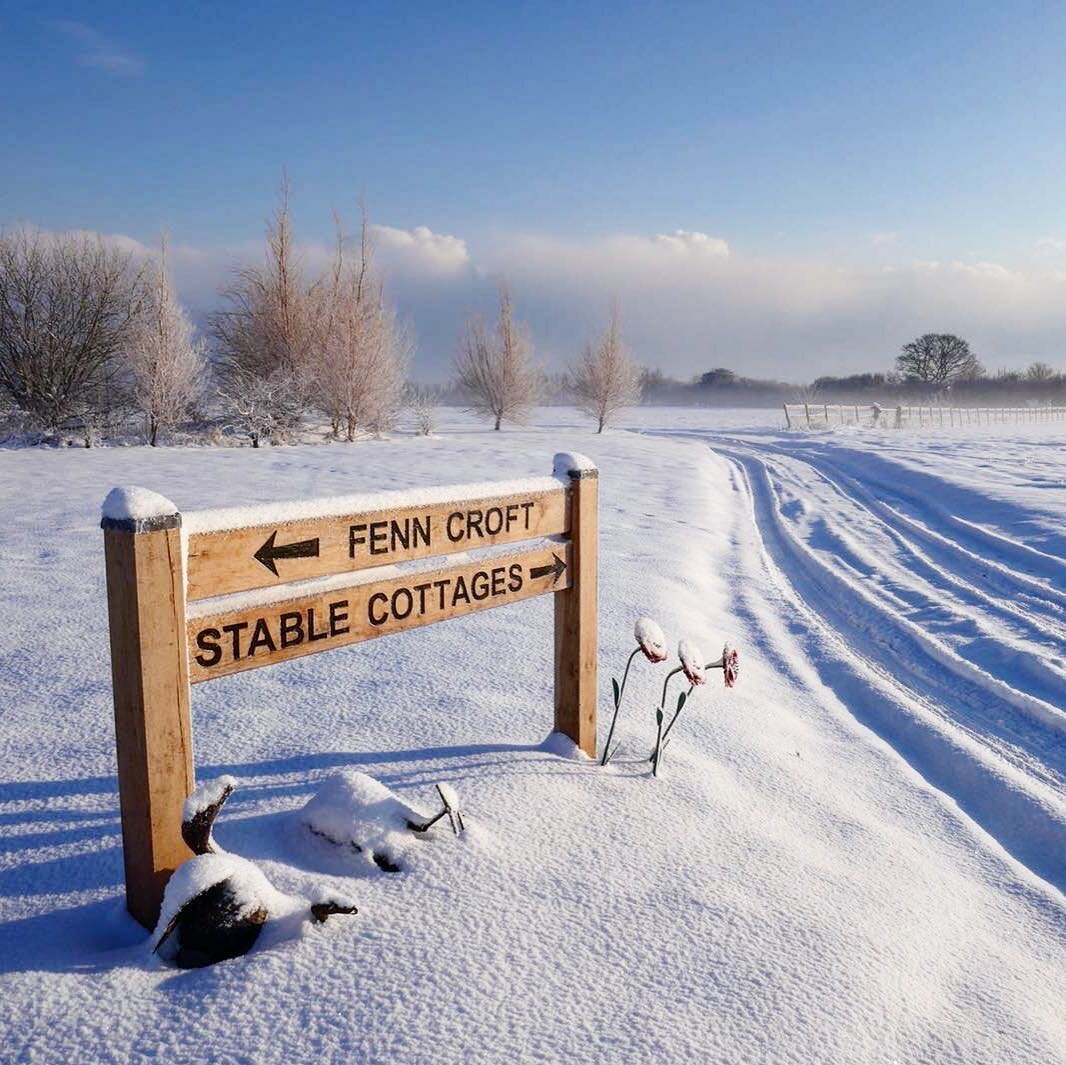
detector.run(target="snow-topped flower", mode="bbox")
[600,618,671,765]
[722,644,739,688]
[634,617,668,663]
[677,639,707,686]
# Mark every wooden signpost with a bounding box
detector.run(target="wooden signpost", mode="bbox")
[102,455,598,928]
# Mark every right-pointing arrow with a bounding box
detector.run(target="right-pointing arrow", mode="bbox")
[529,552,567,585]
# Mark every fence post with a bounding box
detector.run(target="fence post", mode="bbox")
[804,403,812,428]
[783,403,791,429]
[553,458,598,758]
[102,500,194,930]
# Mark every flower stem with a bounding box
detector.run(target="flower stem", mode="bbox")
[659,685,695,757]
[600,648,640,765]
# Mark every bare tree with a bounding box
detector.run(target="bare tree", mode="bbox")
[896,334,983,385]
[455,286,539,429]
[0,227,145,432]
[571,306,642,432]
[211,177,318,424]
[313,210,408,440]
[219,367,305,448]
[404,382,438,435]
[1025,361,1056,382]
[126,235,205,445]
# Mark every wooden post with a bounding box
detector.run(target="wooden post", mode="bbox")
[102,503,194,930]
[804,403,812,428]
[553,457,598,758]
[783,403,791,429]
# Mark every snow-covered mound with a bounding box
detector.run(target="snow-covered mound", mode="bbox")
[300,771,433,873]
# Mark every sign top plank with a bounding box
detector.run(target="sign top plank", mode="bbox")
[184,477,569,602]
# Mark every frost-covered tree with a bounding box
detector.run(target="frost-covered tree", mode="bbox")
[219,367,305,448]
[404,382,438,435]
[455,286,539,430]
[897,334,982,386]
[572,307,642,432]
[0,227,145,432]
[314,212,407,440]
[126,236,205,445]
[210,178,318,422]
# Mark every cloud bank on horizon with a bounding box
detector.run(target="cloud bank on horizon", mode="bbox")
[30,221,1066,383]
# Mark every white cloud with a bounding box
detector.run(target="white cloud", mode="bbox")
[52,20,143,77]
[1036,237,1066,253]
[15,222,1066,379]
[369,224,469,275]
[652,230,730,256]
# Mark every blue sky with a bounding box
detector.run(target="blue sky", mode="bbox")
[3,2,1066,378]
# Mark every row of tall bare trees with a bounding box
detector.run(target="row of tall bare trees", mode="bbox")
[211,182,408,445]
[0,187,644,445]
[456,290,642,432]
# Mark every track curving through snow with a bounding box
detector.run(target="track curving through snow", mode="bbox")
[647,426,1066,893]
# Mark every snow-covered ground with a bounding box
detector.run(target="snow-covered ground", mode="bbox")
[1,407,1064,1064]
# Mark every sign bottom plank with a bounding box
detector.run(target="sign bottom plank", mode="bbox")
[188,544,571,683]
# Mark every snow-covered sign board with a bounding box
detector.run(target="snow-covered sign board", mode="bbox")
[184,486,569,601]
[100,454,598,929]
[187,543,571,681]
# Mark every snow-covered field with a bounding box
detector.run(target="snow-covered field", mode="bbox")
[1,407,1064,1064]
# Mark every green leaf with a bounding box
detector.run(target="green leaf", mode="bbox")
[676,691,688,713]
[612,677,620,708]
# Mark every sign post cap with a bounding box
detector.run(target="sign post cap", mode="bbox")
[553,452,598,480]
[100,486,181,533]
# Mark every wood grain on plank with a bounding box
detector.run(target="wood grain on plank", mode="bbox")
[188,543,572,683]
[186,487,568,602]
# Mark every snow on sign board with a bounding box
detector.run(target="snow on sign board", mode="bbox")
[100,454,598,930]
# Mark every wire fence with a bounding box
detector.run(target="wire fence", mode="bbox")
[783,403,1066,431]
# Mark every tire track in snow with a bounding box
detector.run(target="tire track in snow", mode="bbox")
[714,448,1066,894]
[660,428,1066,625]
[752,448,1066,709]
[722,443,1066,762]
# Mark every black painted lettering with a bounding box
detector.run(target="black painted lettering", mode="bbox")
[391,519,409,551]
[368,592,389,626]
[521,501,534,528]
[452,574,471,606]
[222,622,248,660]
[484,507,503,536]
[369,521,389,554]
[446,511,464,542]
[412,515,431,548]
[279,611,304,648]
[247,618,277,656]
[467,509,483,538]
[329,599,350,636]
[349,523,367,558]
[392,587,414,620]
[413,581,432,614]
[434,578,450,610]
[491,566,506,597]
[195,628,222,668]
[508,563,523,593]
[308,607,328,641]
[471,569,490,600]
[505,503,518,531]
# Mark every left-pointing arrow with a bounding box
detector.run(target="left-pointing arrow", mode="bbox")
[254,530,321,576]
